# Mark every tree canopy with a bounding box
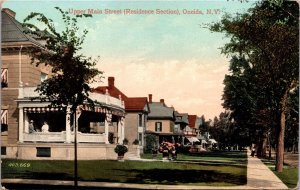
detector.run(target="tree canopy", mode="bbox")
[209,0,298,172]
[22,7,103,111]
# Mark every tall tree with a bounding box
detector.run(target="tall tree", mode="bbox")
[210,1,299,172]
[22,7,102,112]
[22,7,103,185]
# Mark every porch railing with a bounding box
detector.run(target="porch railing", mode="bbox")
[23,131,105,143]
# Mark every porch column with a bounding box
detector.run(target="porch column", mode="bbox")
[19,107,24,142]
[117,118,122,144]
[24,112,29,133]
[65,105,71,143]
[105,112,112,144]
[121,117,125,143]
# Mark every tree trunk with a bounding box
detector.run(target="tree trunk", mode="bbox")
[276,91,288,172]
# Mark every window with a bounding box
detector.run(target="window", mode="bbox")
[40,73,48,82]
[1,109,8,132]
[138,114,143,127]
[36,147,51,157]
[1,147,6,155]
[1,68,8,88]
[155,122,162,132]
[174,124,179,133]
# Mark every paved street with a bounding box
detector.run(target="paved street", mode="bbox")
[1,151,290,190]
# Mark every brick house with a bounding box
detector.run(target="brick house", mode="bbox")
[1,8,50,158]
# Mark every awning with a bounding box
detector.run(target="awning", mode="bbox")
[209,139,217,144]
[187,137,200,143]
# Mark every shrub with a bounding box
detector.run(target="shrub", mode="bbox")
[132,139,139,145]
[114,145,128,155]
[123,138,129,145]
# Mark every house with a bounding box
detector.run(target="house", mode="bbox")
[1,9,131,160]
[1,8,50,158]
[93,77,150,153]
[174,111,189,144]
[146,94,179,144]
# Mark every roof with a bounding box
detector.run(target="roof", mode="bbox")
[1,8,43,47]
[92,78,149,112]
[175,111,189,124]
[93,86,128,101]
[125,97,149,112]
[188,115,197,128]
[148,102,174,119]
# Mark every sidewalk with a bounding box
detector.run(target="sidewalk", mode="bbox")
[246,151,288,189]
[1,151,289,189]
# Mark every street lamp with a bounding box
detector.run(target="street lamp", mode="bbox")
[74,105,82,186]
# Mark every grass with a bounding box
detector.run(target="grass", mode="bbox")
[261,158,298,188]
[2,151,247,186]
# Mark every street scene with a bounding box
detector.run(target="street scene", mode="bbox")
[1,0,298,189]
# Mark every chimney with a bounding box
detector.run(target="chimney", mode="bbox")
[108,77,114,87]
[3,8,16,18]
[148,94,152,103]
[160,99,165,104]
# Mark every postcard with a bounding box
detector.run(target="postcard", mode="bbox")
[1,0,298,189]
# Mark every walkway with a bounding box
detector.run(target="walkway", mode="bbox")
[1,151,289,189]
[246,151,288,189]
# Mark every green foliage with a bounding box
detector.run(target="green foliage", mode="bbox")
[132,139,139,145]
[114,144,128,155]
[123,138,129,145]
[209,1,299,154]
[22,7,103,111]
[145,134,158,153]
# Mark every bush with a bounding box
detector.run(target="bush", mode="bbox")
[123,138,129,145]
[132,139,139,145]
[114,145,128,155]
[145,134,158,153]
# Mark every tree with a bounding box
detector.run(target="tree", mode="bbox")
[22,7,103,185]
[209,1,298,172]
[22,7,102,112]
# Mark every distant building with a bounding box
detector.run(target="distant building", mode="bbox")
[146,94,182,144]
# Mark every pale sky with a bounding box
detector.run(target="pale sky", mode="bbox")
[3,0,255,119]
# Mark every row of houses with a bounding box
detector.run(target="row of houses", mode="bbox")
[1,8,216,160]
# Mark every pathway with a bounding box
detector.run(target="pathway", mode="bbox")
[246,150,288,189]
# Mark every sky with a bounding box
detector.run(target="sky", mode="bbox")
[3,0,255,120]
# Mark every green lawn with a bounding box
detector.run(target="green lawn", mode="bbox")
[2,151,247,186]
[261,159,298,188]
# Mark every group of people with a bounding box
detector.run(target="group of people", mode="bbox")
[29,120,49,133]
[158,141,181,161]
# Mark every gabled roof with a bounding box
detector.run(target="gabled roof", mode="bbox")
[175,111,189,124]
[188,115,197,128]
[1,8,43,47]
[148,102,174,119]
[126,97,149,112]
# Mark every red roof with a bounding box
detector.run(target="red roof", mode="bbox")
[188,115,197,128]
[92,77,148,112]
[93,86,128,100]
[125,97,148,111]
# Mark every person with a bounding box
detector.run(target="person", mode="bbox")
[251,146,255,157]
[41,121,49,132]
[29,120,35,133]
